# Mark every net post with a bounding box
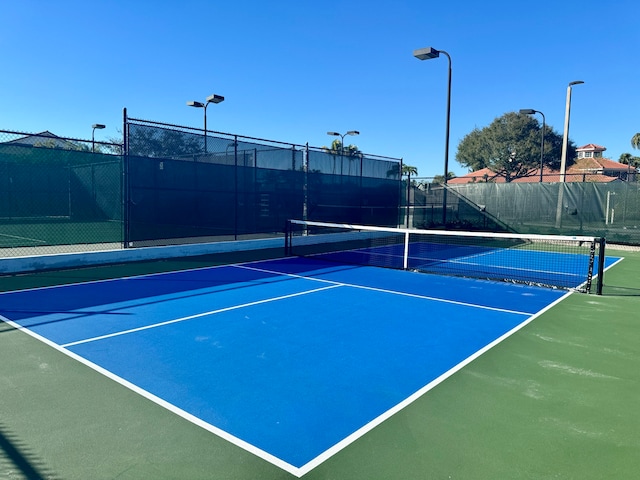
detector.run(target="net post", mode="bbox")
[596,237,606,295]
[284,220,291,256]
[585,239,596,293]
[403,230,410,270]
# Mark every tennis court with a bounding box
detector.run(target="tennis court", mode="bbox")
[0,230,637,479]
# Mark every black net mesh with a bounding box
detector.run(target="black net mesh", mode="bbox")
[286,220,603,293]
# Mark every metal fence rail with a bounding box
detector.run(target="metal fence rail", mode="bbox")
[123,114,402,247]
[0,118,402,257]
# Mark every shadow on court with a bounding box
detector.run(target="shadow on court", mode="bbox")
[0,423,57,480]
[602,284,640,297]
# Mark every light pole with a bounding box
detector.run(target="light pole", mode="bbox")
[519,109,546,182]
[413,46,452,226]
[187,93,225,153]
[327,130,359,154]
[559,81,584,182]
[91,124,105,153]
[555,80,584,228]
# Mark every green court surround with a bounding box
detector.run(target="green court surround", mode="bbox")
[1,248,638,479]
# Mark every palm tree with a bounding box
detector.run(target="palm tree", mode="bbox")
[433,172,457,185]
[619,152,640,168]
[632,133,640,150]
[401,164,418,177]
[619,152,633,164]
[321,139,362,175]
[320,139,342,174]
[321,139,362,156]
[321,139,343,155]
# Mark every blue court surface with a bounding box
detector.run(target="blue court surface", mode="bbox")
[0,256,616,476]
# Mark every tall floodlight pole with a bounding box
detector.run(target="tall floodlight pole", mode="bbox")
[91,124,105,153]
[413,46,452,226]
[187,93,225,153]
[327,130,360,154]
[555,80,584,228]
[519,109,546,182]
[559,81,584,182]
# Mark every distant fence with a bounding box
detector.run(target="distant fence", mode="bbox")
[401,178,640,245]
[0,130,124,256]
[0,117,402,257]
[8,119,637,261]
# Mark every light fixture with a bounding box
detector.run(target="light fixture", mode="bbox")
[91,124,106,152]
[186,93,225,153]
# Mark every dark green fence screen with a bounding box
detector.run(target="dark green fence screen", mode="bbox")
[124,119,401,247]
[0,121,402,256]
[449,182,640,244]
[402,179,640,245]
[0,134,123,254]
[4,122,640,258]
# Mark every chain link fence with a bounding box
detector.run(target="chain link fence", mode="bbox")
[0,130,123,257]
[449,181,640,245]
[0,120,402,257]
[123,116,402,247]
[4,122,639,263]
[401,177,640,245]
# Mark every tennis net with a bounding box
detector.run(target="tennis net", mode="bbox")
[285,220,606,294]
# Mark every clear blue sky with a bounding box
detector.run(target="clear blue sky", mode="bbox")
[1,0,638,177]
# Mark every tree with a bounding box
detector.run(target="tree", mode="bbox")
[619,152,640,168]
[456,112,573,182]
[454,128,491,171]
[321,139,361,157]
[32,138,88,151]
[401,164,419,190]
[321,139,363,175]
[127,125,203,157]
[432,172,456,184]
[631,133,640,150]
[401,164,418,177]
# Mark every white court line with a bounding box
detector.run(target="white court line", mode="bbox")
[0,232,48,243]
[61,283,341,348]
[236,264,535,316]
[293,289,573,477]
[0,312,302,477]
[0,257,286,295]
[0,260,580,478]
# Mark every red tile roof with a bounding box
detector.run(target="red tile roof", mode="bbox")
[449,158,636,184]
[576,143,606,151]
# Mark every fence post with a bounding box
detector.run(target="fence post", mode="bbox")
[303,143,309,222]
[399,159,404,228]
[234,135,239,240]
[122,107,130,248]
